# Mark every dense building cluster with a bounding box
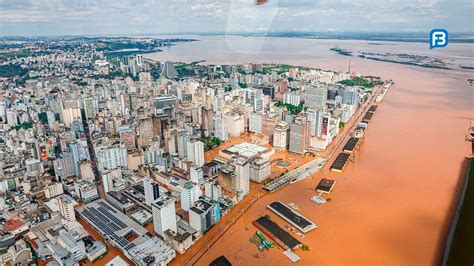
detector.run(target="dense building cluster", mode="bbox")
[0,38,378,265]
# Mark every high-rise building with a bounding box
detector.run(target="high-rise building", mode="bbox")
[25,158,44,177]
[152,196,177,237]
[44,182,64,199]
[283,91,301,106]
[342,86,360,106]
[187,140,204,167]
[137,118,154,148]
[224,110,245,137]
[273,121,290,150]
[289,116,311,155]
[249,157,271,183]
[144,177,160,206]
[69,140,90,176]
[96,145,128,171]
[155,95,177,120]
[61,99,82,125]
[307,110,323,137]
[233,158,250,197]
[214,113,228,141]
[181,182,201,212]
[249,112,263,134]
[58,195,76,222]
[305,84,328,110]
[189,200,214,232]
[53,153,76,180]
[244,88,264,112]
[119,125,136,151]
[204,181,222,201]
[190,166,203,184]
[177,130,190,159]
[321,113,332,139]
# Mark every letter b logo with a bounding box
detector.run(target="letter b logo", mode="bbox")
[430,29,448,49]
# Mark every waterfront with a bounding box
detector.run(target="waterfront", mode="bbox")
[147,36,473,265]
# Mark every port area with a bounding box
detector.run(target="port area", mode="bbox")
[177,82,392,265]
[253,216,302,250]
[267,201,317,233]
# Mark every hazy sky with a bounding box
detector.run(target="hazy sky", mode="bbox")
[0,0,472,36]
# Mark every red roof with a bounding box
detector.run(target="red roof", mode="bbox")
[29,239,39,249]
[3,219,26,232]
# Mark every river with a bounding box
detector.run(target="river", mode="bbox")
[146,36,473,265]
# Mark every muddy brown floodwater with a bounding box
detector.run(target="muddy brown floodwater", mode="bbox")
[146,36,473,265]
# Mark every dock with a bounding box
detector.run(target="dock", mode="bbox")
[253,216,302,250]
[263,157,326,192]
[342,137,360,154]
[316,178,336,193]
[361,111,374,124]
[330,152,351,172]
[267,201,317,233]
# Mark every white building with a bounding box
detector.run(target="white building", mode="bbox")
[189,200,213,232]
[25,158,44,177]
[204,181,222,201]
[233,158,250,197]
[180,182,201,212]
[249,112,263,134]
[214,113,228,141]
[189,166,203,184]
[58,195,76,222]
[74,180,99,203]
[152,196,177,237]
[96,145,128,171]
[144,177,160,207]
[224,111,245,137]
[273,121,290,150]
[187,140,204,167]
[283,91,301,106]
[249,157,271,183]
[305,84,328,110]
[44,183,64,199]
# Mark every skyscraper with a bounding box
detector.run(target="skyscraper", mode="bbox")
[190,166,203,184]
[233,158,250,197]
[307,110,323,137]
[181,182,201,212]
[214,112,228,141]
[152,195,177,237]
[58,195,76,222]
[273,121,290,150]
[69,140,90,176]
[177,130,190,159]
[289,116,311,155]
[305,84,328,110]
[144,177,160,206]
[187,140,204,167]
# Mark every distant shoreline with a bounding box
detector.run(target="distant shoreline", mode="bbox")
[2,32,473,44]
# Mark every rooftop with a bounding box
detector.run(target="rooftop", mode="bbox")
[221,142,272,160]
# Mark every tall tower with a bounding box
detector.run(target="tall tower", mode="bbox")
[187,140,204,167]
[144,177,160,206]
[233,158,250,197]
[58,195,76,222]
[152,196,177,237]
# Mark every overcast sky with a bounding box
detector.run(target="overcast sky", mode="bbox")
[0,0,472,36]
